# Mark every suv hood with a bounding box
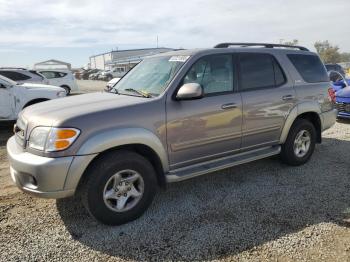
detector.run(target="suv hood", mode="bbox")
[22,92,149,126]
[19,82,64,91]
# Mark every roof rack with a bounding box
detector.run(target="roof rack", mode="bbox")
[0,67,28,70]
[214,42,309,51]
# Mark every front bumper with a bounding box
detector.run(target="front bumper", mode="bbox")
[338,112,350,119]
[7,136,75,198]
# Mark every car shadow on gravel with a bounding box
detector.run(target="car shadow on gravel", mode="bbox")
[0,123,14,147]
[57,137,350,261]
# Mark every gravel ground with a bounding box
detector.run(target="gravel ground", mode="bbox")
[1,117,350,261]
[74,80,108,93]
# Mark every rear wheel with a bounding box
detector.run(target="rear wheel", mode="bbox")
[280,119,316,166]
[80,150,158,225]
[60,85,71,95]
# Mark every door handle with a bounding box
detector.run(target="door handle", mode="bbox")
[282,95,295,101]
[221,103,237,110]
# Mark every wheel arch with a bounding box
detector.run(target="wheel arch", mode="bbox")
[60,84,71,89]
[23,98,50,109]
[77,144,166,190]
[66,128,169,193]
[280,102,322,144]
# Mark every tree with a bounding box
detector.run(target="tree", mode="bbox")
[281,39,299,46]
[314,40,341,63]
[340,52,350,62]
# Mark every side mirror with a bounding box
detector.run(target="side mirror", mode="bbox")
[0,83,7,88]
[176,83,203,100]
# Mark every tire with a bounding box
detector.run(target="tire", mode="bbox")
[61,85,71,95]
[80,150,158,225]
[280,119,316,166]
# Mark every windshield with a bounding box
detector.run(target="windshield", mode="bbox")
[113,55,188,97]
[0,75,17,86]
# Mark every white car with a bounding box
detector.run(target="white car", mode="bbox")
[39,70,78,94]
[0,68,49,85]
[0,75,66,121]
[106,77,121,89]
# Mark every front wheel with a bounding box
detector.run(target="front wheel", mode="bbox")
[280,119,316,166]
[80,150,158,225]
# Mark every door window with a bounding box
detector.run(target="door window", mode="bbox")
[239,53,286,91]
[183,54,234,95]
[40,71,67,79]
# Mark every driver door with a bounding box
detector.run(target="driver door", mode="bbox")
[0,83,14,120]
[166,54,242,169]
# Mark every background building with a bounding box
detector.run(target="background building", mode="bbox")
[89,47,174,71]
[34,59,72,70]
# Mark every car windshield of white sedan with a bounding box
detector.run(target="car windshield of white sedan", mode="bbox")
[114,56,188,97]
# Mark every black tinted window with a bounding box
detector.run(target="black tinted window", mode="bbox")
[273,59,286,86]
[183,54,234,95]
[288,54,328,83]
[239,53,285,90]
[0,71,31,81]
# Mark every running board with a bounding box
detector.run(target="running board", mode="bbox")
[166,146,281,183]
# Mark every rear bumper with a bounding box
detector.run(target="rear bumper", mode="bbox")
[7,136,75,198]
[321,109,337,131]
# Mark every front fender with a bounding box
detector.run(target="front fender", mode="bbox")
[77,127,169,172]
[279,101,321,144]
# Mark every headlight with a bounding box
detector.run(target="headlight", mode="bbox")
[28,126,51,151]
[28,127,80,152]
[57,91,66,97]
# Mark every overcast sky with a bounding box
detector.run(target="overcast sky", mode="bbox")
[0,0,349,68]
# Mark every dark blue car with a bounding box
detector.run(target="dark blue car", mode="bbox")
[332,78,350,118]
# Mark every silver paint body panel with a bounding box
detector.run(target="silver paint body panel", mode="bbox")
[6,47,336,198]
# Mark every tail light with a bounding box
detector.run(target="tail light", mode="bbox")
[328,88,336,103]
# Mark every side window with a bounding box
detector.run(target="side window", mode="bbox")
[273,58,286,86]
[183,54,234,95]
[40,71,56,79]
[287,54,329,83]
[239,53,286,91]
[0,71,30,81]
[57,72,67,78]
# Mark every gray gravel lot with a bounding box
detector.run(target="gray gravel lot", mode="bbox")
[0,86,350,261]
[74,80,108,93]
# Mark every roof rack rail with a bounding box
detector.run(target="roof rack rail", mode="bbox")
[214,42,309,51]
[0,67,28,70]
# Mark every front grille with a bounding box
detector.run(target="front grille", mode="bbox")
[14,116,27,148]
[336,102,350,113]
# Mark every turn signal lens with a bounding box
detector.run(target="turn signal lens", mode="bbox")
[55,140,71,149]
[56,129,78,139]
[46,128,80,152]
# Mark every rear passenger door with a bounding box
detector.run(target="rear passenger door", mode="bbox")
[238,52,296,150]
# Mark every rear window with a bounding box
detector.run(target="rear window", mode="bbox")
[287,54,328,83]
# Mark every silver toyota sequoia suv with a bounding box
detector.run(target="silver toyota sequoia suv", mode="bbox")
[7,43,337,225]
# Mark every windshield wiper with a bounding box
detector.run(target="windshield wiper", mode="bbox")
[124,88,152,98]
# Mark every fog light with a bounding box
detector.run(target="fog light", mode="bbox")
[28,175,37,186]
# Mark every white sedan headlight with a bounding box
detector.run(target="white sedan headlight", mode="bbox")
[57,91,66,97]
[28,127,80,152]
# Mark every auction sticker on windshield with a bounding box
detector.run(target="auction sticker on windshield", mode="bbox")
[169,56,190,62]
